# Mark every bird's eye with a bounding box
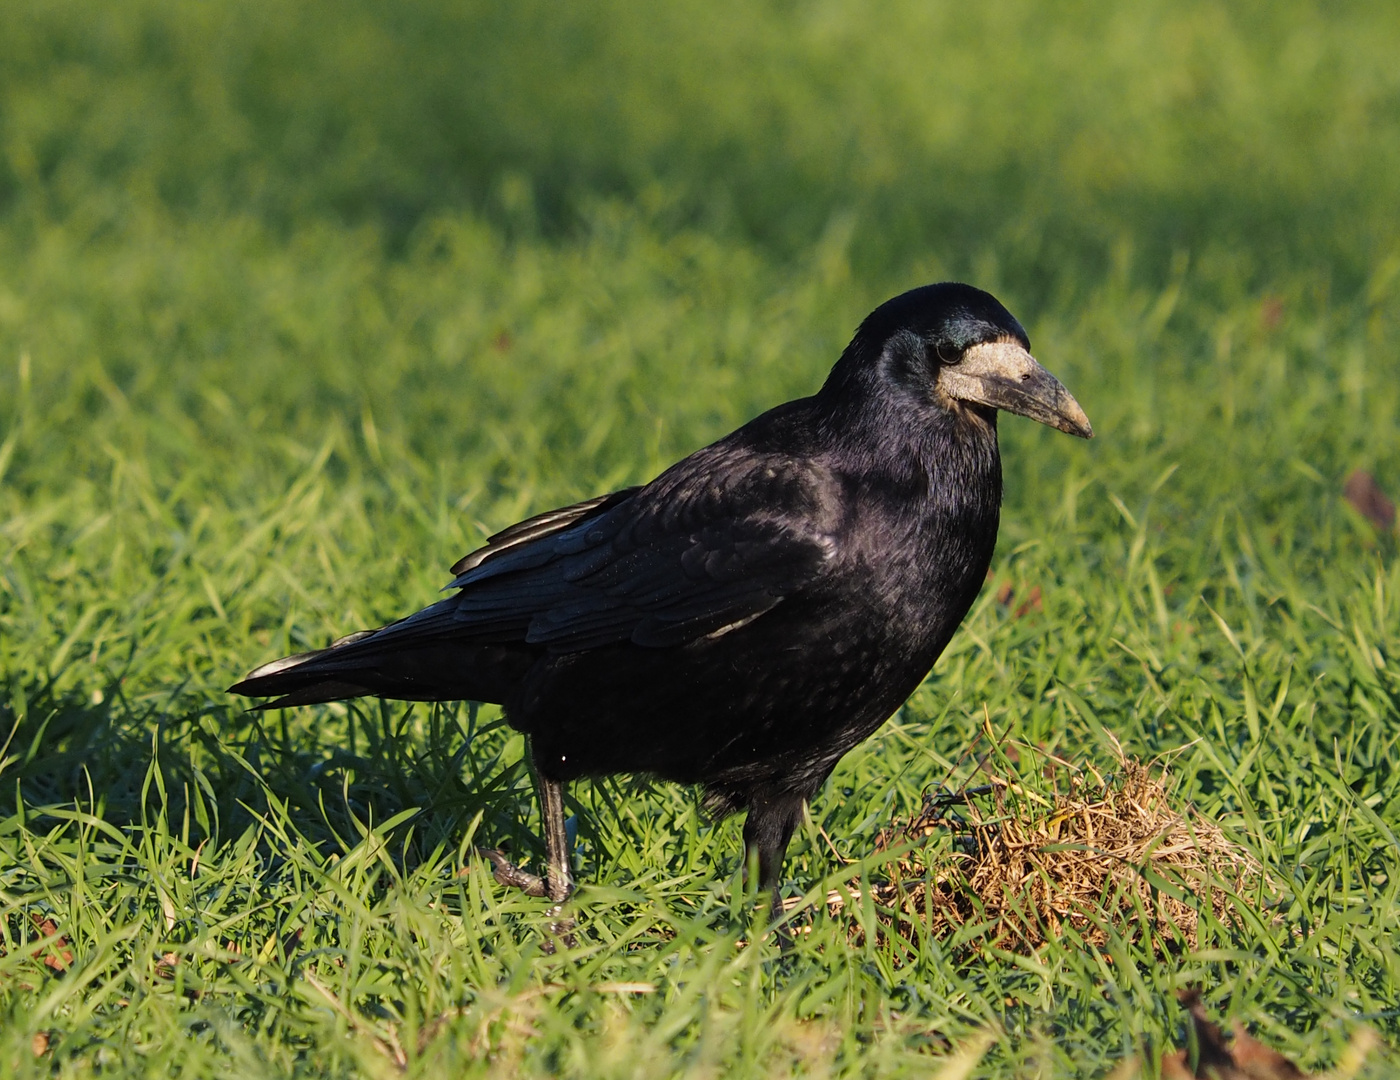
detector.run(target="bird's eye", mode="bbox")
[934,342,961,365]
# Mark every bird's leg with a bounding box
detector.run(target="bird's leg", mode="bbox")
[473,774,575,949]
[539,776,574,903]
[473,775,573,903]
[535,774,577,950]
[743,792,806,924]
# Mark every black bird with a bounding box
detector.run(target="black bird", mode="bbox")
[231,283,1092,906]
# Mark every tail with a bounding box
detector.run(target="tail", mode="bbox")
[228,599,526,709]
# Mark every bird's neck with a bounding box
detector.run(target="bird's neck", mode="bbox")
[818,384,1002,506]
[809,393,1002,670]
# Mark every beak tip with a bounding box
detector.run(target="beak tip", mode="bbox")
[1061,402,1093,440]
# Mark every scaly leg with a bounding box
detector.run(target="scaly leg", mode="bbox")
[539,776,574,902]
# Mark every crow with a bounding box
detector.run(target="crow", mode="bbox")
[230,282,1092,908]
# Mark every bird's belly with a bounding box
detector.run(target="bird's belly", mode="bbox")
[513,589,951,787]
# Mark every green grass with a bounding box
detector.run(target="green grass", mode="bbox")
[2,1,1400,1076]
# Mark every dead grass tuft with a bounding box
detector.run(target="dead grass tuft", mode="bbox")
[841,752,1263,955]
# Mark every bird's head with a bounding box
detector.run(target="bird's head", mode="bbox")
[828,282,1093,439]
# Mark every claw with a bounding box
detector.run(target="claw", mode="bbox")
[470,849,578,951]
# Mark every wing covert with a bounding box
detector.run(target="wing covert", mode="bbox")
[444,459,839,652]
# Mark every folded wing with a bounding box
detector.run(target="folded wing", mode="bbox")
[436,455,838,651]
[230,454,841,705]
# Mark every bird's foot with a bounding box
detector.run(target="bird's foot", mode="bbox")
[473,849,577,949]
[474,847,549,897]
[762,891,796,952]
[541,904,578,953]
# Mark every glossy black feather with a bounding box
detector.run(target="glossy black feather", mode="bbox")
[230,282,1062,892]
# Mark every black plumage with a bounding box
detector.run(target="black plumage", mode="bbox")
[230,282,1092,904]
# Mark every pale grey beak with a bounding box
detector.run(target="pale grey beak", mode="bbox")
[938,340,1093,438]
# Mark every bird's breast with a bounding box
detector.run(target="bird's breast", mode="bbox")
[838,467,999,640]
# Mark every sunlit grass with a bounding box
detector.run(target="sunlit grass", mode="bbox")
[2,0,1400,1074]
[1,201,1397,1076]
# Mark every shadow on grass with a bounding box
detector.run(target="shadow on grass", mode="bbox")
[0,677,552,870]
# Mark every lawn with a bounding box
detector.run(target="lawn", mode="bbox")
[1,1,1399,1076]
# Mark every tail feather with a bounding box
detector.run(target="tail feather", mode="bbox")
[244,679,376,711]
[229,602,529,709]
[228,636,381,708]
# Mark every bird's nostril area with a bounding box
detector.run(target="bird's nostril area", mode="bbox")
[1021,372,1032,382]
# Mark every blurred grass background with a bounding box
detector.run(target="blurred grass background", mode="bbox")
[1,1,1400,1076]
[5,0,1399,292]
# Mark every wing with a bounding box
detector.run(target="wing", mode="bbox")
[435,453,841,652]
[449,488,641,576]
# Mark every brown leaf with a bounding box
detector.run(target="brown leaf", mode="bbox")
[1228,1023,1307,1079]
[31,1031,51,1057]
[34,918,73,972]
[1260,296,1284,332]
[1163,991,1308,1079]
[995,582,1015,606]
[1014,585,1043,618]
[1343,470,1396,533]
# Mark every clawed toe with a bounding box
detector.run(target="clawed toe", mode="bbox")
[475,847,550,897]
[470,849,578,950]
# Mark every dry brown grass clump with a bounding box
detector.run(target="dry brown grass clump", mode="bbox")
[850,753,1262,954]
